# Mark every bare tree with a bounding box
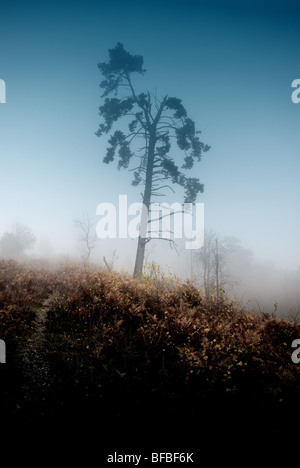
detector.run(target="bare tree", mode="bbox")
[195,232,256,300]
[75,214,96,266]
[103,249,118,271]
[195,230,227,299]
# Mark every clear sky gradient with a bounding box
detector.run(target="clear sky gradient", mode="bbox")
[0,0,300,273]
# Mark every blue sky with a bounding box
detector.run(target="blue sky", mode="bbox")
[0,0,300,273]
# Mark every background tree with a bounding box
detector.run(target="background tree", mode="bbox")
[96,43,210,278]
[75,213,96,267]
[0,223,36,259]
[195,232,254,299]
[195,230,227,298]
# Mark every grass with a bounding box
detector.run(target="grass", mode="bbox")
[0,258,300,456]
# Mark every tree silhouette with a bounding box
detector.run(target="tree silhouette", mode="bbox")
[75,213,96,267]
[0,223,36,259]
[196,230,227,299]
[96,43,210,277]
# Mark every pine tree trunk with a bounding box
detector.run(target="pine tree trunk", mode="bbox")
[133,235,147,279]
[133,131,156,278]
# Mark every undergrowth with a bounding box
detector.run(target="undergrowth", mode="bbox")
[0,258,300,447]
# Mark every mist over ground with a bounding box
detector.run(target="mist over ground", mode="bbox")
[2,2,300,462]
[1,225,299,323]
[1,0,300,316]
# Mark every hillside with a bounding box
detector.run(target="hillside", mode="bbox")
[0,259,300,461]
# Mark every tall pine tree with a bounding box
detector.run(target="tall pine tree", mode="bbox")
[96,43,210,277]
